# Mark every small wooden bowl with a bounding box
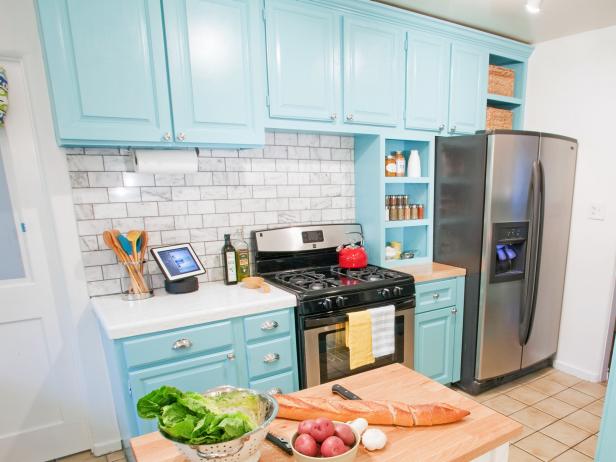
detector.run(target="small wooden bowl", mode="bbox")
[242,276,270,293]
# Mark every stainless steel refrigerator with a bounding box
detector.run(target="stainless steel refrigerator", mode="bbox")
[434,130,577,394]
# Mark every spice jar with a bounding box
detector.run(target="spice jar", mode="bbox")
[411,204,418,220]
[394,151,406,177]
[404,204,411,220]
[385,206,390,221]
[418,204,424,219]
[389,205,398,221]
[385,155,397,177]
[397,205,404,220]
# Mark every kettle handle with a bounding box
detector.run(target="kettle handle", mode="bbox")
[345,231,364,247]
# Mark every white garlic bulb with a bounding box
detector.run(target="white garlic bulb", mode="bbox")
[347,417,369,436]
[361,428,387,451]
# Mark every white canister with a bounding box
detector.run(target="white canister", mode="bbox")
[408,150,422,178]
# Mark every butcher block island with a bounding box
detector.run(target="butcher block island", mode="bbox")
[130,364,521,461]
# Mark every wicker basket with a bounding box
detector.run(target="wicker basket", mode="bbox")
[486,107,513,130]
[488,65,515,97]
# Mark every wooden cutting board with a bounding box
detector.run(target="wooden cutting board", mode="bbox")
[130,364,521,462]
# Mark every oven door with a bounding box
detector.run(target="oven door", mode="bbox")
[302,300,414,388]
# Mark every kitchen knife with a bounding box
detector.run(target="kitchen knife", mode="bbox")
[332,384,362,400]
[266,432,293,455]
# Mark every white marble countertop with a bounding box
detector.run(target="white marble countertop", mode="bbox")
[92,281,297,340]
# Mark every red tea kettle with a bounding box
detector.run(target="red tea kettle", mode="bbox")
[336,232,368,269]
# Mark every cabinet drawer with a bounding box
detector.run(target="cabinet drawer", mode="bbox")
[246,336,293,379]
[249,370,296,396]
[415,279,457,313]
[122,321,233,369]
[244,309,291,342]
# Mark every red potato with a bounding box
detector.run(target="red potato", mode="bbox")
[310,417,335,443]
[320,436,348,457]
[297,419,316,435]
[333,423,355,446]
[294,433,319,457]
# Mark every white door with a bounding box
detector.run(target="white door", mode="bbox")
[0,59,90,461]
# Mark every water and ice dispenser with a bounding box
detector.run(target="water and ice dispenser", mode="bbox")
[490,222,529,283]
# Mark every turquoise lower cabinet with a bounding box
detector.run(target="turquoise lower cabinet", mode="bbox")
[413,276,465,384]
[448,42,488,135]
[100,308,298,445]
[129,350,240,434]
[163,0,264,145]
[265,0,340,122]
[36,0,173,145]
[597,352,615,460]
[343,16,404,127]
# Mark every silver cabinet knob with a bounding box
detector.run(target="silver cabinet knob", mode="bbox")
[438,124,445,132]
[330,113,337,120]
[451,307,458,314]
[433,293,440,300]
[176,132,186,141]
[162,132,172,141]
[227,352,236,361]
[263,352,280,363]
[267,387,283,395]
[449,125,457,134]
[172,338,192,350]
[260,320,279,331]
[346,114,354,121]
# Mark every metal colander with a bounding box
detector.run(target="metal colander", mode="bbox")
[159,385,278,462]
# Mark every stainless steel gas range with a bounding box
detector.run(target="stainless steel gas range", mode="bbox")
[253,223,415,388]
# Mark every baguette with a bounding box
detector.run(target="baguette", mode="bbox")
[275,395,469,427]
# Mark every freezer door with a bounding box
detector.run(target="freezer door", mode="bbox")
[476,133,539,380]
[522,135,577,368]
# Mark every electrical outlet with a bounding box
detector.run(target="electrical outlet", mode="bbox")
[589,202,606,221]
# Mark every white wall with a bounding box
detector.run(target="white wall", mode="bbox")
[0,0,121,454]
[524,25,616,381]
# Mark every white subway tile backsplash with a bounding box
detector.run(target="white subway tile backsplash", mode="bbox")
[127,202,158,217]
[108,187,141,202]
[66,131,356,295]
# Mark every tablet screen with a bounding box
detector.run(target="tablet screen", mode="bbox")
[158,248,199,277]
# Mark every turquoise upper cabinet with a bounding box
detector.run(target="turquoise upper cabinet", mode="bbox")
[405,32,450,133]
[448,42,488,135]
[415,306,455,384]
[343,17,404,127]
[265,0,340,122]
[36,0,173,145]
[163,0,264,145]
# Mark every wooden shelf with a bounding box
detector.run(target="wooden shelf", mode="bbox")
[487,93,522,106]
[385,219,430,228]
[384,177,430,184]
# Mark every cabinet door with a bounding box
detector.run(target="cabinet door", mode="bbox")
[265,0,340,122]
[448,42,488,135]
[414,307,455,384]
[36,0,173,145]
[129,350,239,434]
[343,17,404,127]
[405,32,450,132]
[163,0,264,145]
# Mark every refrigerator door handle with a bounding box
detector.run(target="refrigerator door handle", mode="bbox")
[520,160,544,345]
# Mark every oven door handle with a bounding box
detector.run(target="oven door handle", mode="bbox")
[304,300,414,329]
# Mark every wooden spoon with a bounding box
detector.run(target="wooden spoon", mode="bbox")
[126,230,141,264]
[138,231,148,273]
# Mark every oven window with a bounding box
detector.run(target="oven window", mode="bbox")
[318,315,405,383]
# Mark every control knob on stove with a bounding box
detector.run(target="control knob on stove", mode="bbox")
[321,298,333,310]
[393,286,403,297]
[380,288,391,299]
[336,296,349,307]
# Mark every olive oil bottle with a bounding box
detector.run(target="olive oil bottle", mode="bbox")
[222,234,238,285]
[235,239,250,282]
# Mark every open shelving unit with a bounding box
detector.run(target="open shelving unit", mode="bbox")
[486,54,527,129]
[354,133,434,268]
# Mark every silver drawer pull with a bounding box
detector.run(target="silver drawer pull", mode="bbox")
[260,320,279,331]
[433,293,440,300]
[267,387,282,396]
[227,352,236,361]
[172,338,192,350]
[263,353,280,363]
[451,307,458,314]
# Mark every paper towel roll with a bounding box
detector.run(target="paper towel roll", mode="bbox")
[133,149,198,173]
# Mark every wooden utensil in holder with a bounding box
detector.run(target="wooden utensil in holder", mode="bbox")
[103,229,153,300]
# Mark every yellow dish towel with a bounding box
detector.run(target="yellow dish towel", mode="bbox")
[345,310,375,370]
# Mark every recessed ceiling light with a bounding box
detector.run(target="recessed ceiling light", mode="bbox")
[526,0,542,14]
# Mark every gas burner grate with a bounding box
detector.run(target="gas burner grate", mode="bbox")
[330,265,401,282]
[276,270,339,291]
